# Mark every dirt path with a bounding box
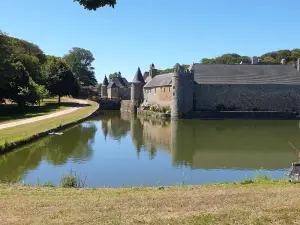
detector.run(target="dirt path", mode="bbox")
[0,99,88,131]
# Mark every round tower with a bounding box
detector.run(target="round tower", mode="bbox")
[131,67,145,103]
[101,75,108,98]
[171,65,184,119]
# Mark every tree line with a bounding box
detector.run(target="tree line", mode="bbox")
[0,32,97,106]
[200,49,300,65]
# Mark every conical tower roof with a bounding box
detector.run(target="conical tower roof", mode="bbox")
[103,75,108,86]
[133,67,145,84]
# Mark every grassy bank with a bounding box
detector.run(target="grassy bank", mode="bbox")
[0,98,78,124]
[0,99,99,151]
[0,178,299,225]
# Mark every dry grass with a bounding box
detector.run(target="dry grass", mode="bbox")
[0,99,99,149]
[0,182,300,225]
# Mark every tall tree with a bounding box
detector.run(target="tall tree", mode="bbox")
[73,0,116,10]
[63,48,97,86]
[42,56,79,104]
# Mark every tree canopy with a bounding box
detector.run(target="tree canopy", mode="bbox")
[108,72,121,80]
[0,33,92,106]
[201,50,300,65]
[63,47,97,86]
[42,56,79,104]
[73,0,117,10]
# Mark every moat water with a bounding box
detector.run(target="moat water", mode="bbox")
[0,111,299,187]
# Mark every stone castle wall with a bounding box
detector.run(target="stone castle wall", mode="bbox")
[195,84,300,111]
[108,87,119,99]
[171,68,194,119]
[143,86,172,107]
[120,100,134,113]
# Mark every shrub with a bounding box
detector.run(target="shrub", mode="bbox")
[61,175,77,188]
[42,181,55,187]
[60,170,87,188]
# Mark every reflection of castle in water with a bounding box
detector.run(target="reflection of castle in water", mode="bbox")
[116,112,299,170]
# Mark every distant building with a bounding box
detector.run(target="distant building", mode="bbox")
[100,72,131,99]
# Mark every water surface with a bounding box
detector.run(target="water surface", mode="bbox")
[0,111,298,187]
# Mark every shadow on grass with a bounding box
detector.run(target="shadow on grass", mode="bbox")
[0,101,91,123]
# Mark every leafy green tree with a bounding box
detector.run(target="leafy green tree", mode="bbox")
[16,54,42,84]
[2,62,43,107]
[74,0,116,10]
[201,54,250,64]
[63,47,97,86]
[109,72,120,80]
[35,85,49,106]
[42,56,79,104]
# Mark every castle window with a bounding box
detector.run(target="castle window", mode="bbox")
[155,88,156,93]
[173,86,175,89]
[169,87,171,92]
[173,92,175,96]
[163,88,165,92]
[150,89,151,93]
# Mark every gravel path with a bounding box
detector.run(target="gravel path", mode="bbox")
[0,99,88,130]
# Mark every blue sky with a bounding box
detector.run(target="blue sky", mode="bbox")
[1,0,300,83]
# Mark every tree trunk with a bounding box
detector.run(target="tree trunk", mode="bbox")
[58,96,61,105]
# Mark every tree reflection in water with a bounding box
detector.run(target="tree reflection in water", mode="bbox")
[0,122,97,182]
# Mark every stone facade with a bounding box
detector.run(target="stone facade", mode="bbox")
[101,85,107,98]
[107,86,119,99]
[144,86,172,107]
[131,82,143,103]
[195,84,300,111]
[128,58,300,119]
[171,65,194,119]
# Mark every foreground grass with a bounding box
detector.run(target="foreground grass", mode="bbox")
[0,100,99,150]
[0,98,80,124]
[0,178,299,225]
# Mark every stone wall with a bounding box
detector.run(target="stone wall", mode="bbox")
[171,67,194,119]
[120,100,135,113]
[185,111,299,119]
[98,99,121,110]
[119,87,131,100]
[131,82,143,102]
[195,84,300,111]
[108,87,119,99]
[144,86,172,107]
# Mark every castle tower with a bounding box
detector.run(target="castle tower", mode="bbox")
[131,67,145,103]
[101,75,108,98]
[171,64,194,119]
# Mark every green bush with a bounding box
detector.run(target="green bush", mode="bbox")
[60,175,78,188]
[42,181,55,187]
[60,171,87,188]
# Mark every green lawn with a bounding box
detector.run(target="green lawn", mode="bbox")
[0,98,81,124]
[0,179,299,225]
[0,99,99,151]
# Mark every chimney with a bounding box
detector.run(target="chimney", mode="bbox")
[149,63,157,78]
[251,56,258,65]
[281,58,287,65]
[297,58,300,71]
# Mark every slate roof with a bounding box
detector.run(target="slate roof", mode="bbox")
[133,67,145,84]
[108,76,128,89]
[122,78,129,87]
[192,64,300,85]
[144,73,172,88]
[107,82,117,88]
